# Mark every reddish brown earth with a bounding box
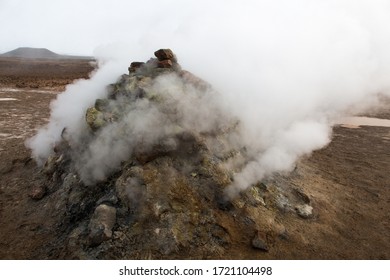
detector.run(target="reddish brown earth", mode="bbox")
[0,58,95,259]
[0,58,389,259]
[0,57,95,90]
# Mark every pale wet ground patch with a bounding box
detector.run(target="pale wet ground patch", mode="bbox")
[0,87,59,150]
[0,98,18,101]
[338,116,390,128]
[0,87,58,94]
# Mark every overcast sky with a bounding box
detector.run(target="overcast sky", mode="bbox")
[0,0,199,55]
[0,0,390,55]
[1,0,390,62]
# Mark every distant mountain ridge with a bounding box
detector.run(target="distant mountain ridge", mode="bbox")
[1,47,93,60]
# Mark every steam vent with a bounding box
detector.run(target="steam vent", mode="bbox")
[37,49,313,259]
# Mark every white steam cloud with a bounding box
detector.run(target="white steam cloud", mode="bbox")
[27,0,390,195]
[73,73,230,184]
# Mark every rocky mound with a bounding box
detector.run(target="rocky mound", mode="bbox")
[32,49,313,259]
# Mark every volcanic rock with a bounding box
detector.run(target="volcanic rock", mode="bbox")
[88,204,117,246]
[36,48,306,259]
[157,59,173,68]
[154,48,176,62]
[86,107,106,131]
[252,231,269,251]
[292,187,311,204]
[128,62,145,73]
[295,204,313,219]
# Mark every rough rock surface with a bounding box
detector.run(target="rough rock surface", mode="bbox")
[154,49,177,62]
[88,204,117,246]
[252,231,269,251]
[296,204,313,219]
[33,49,314,259]
[28,185,46,200]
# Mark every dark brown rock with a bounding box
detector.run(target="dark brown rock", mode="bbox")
[130,62,145,68]
[128,62,145,73]
[157,59,173,69]
[154,49,176,62]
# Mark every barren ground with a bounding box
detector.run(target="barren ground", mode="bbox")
[0,58,389,259]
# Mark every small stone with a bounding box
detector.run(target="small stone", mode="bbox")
[29,185,46,200]
[88,204,117,246]
[86,107,106,131]
[42,155,57,175]
[246,186,266,207]
[130,61,144,68]
[252,231,269,251]
[154,49,176,62]
[274,224,289,240]
[293,188,311,204]
[275,194,291,212]
[157,59,173,68]
[211,224,231,246]
[128,61,145,73]
[295,204,313,219]
[62,173,79,190]
[279,229,289,240]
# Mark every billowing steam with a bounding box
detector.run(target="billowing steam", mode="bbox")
[27,0,390,196]
[73,73,232,185]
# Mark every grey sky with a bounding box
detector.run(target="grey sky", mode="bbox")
[2,0,390,61]
[0,0,196,55]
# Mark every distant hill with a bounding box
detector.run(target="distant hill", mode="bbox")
[1,47,93,60]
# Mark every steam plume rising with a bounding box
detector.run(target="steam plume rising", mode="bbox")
[27,0,390,196]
